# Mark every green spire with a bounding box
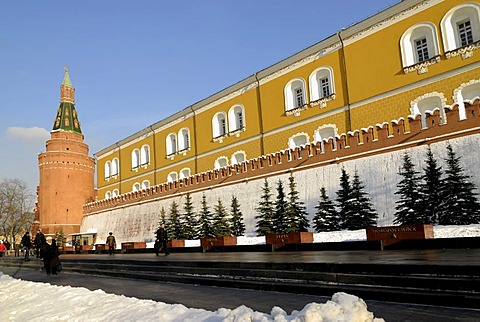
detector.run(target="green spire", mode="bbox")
[62,66,73,87]
[52,68,82,134]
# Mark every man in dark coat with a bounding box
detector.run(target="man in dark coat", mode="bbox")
[106,232,116,255]
[155,223,169,256]
[21,232,32,261]
[34,229,46,258]
[39,239,53,275]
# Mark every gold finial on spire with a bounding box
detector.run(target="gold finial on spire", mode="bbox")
[64,66,68,73]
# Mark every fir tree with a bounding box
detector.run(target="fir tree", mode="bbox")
[230,196,245,236]
[285,174,310,232]
[313,187,339,232]
[198,193,214,238]
[167,201,183,240]
[273,179,288,233]
[54,228,66,247]
[350,169,378,229]
[419,146,443,224]
[159,207,167,227]
[213,199,231,237]
[255,179,275,236]
[439,144,480,225]
[182,193,198,239]
[336,167,355,230]
[394,153,423,225]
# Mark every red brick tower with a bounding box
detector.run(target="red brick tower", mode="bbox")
[37,68,95,237]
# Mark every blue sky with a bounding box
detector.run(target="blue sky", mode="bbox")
[0,1,399,193]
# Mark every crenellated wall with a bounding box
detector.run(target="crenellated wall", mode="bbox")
[81,99,480,243]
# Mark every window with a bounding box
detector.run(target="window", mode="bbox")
[415,38,429,62]
[166,133,177,156]
[178,128,190,152]
[141,180,150,190]
[104,161,111,179]
[212,112,227,138]
[131,149,140,169]
[400,23,440,69]
[441,3,480,53]
[140,145,150,165]
[105,191,112,199]
[179,168,190,179]
[284,79,307,112]
[132,183,141,192]
[214,156,228,169]
[410,93,447,128]
[112,189,119,198]
[231,151,246,165]
[314,125,337,152]
[288,133,309,150]
[309,67,335,105]
[167,172,178,183]
[228,105,245,133]
[458,20,474,46]
[112,158,119,176]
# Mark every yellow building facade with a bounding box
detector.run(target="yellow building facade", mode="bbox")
[96,0,480,200]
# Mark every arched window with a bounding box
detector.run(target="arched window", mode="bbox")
[104,161,112,179]
[314,125,337,152]
[400,23,440,67]
[453,79,480,120]
[309,67,335,103]
[228,105,245,132]
[178,128,190,152]
[140,145,150,165]
[214,156,229,169]
[141,180,150,190]
[166,133,177,156]
[131,149,140,169]
[112,158,119,176]
[411,93,447,128]
[132,183,141,192]
[167,172,178,183]
[212,112,227,138]
[288,133,309,150]
[112,189,119,198]
[105,191,112,199]
[441,3,480,53]
[284,79,307,112]
[179,168,190,179]
[231,151,246,165]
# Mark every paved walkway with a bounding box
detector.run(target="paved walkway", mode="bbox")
[1,249,480,321]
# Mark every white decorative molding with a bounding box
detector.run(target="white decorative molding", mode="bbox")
[453,79,480,101]
[285,104,308,117]
[403,56,441,74]
[310,94,336,108]
[212,134,227,143]
[446,41,480,60]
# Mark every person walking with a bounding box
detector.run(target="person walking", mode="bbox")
[50,239,61,275]
[39,239,53,275]
[0,241,6,257]
[155,223,170,256]
[34,229,46,258]
[106,232,116,255]
[21,231,32,261]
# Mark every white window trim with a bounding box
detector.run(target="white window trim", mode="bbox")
[288,132,310,150]
[131,149,140,171]
[441,2,480,55]
[178,128,191,154]
[212,112,228,142]
[231,150,246,165]
[309,67,336,107]
[314,124,338,152]
[453,78,480,120]
[214,156,229,169]
[228,104,246,136]
[166,133,177,158]
[410,92,447,128]
[167,172,178,183]
[140,145,150,167]
[284,78,308,116]
[179,167,191,180]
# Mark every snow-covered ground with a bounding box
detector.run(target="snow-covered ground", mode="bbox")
[1,225,478,321]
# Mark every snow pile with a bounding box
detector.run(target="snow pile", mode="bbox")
[0,273,383,322]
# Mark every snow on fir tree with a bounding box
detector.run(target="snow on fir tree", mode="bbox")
[439,143,480,225]
[255,179,275,236]
[229,195,245,236]
[419,146,443,224]
[273,179,288,233]
[181,193,199,239]
[313,187,339,232]
[285,174,310,232]
[197,193,214,238]
[167,201,183,239]
[213,198,231,237]
[394,152,423,225]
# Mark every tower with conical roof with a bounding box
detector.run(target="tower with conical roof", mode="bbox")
[37,68,95,237]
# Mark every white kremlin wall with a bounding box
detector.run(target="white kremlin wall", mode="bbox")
[80,134,480,245]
